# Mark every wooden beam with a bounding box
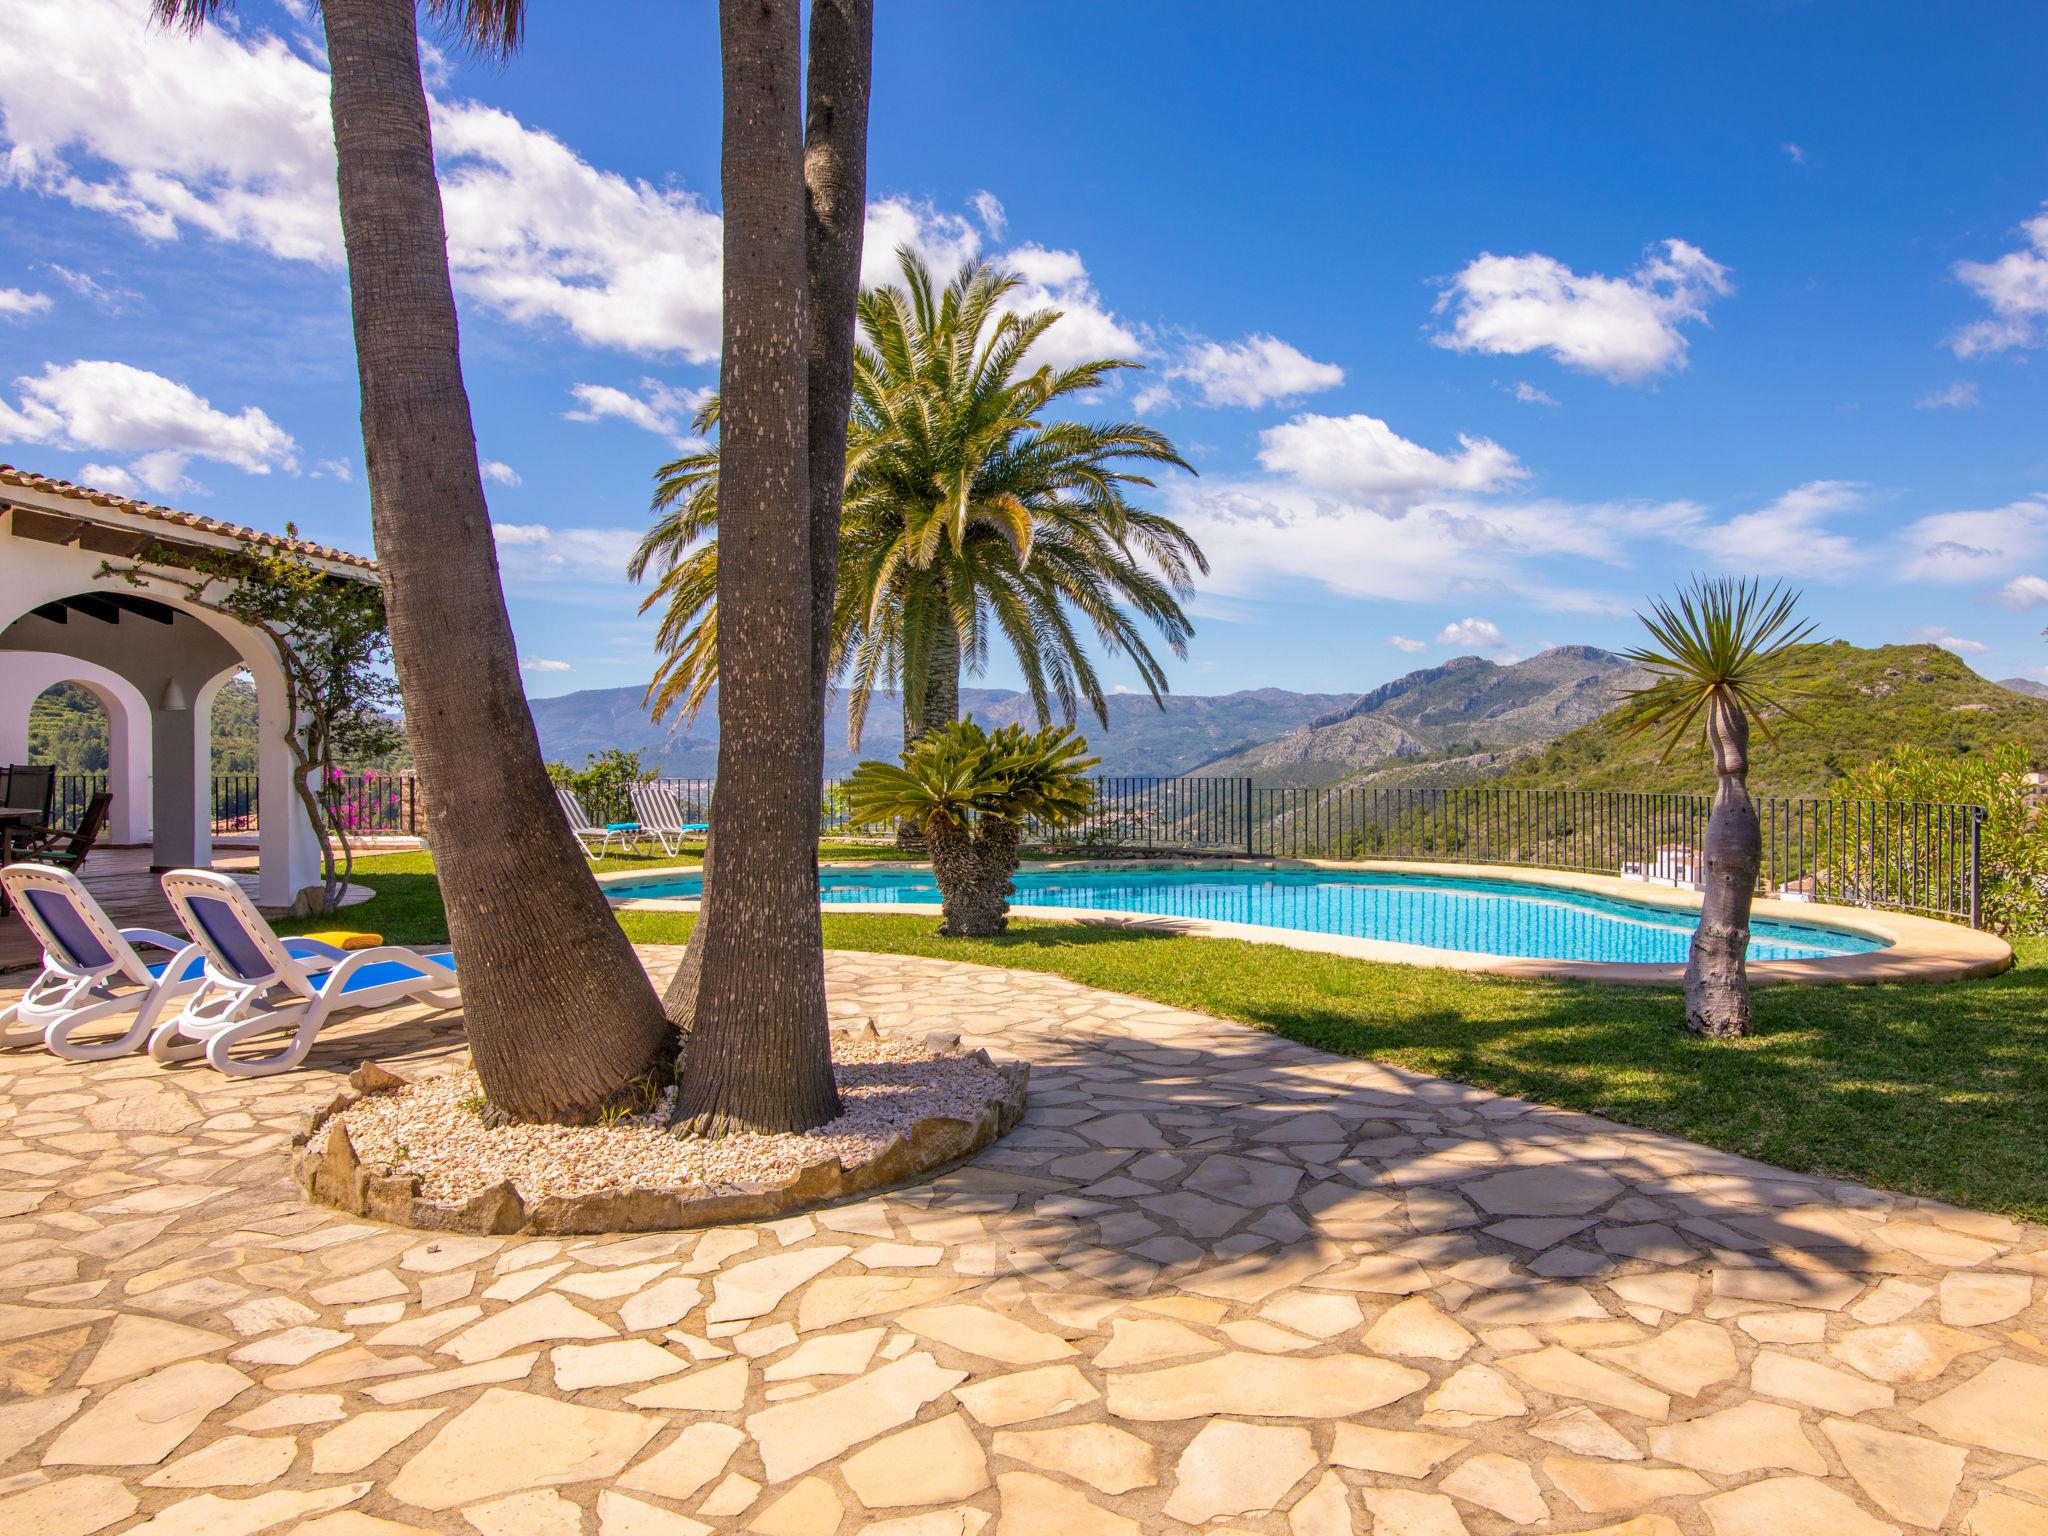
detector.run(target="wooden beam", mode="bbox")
[74,525,153,559]
[8,509,90,547]
[60,594,123,625]
[29,602,68,625]
[106,593,176,624]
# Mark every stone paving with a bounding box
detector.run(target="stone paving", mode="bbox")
[1,944,2046,1535]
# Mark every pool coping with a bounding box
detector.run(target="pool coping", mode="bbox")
[598,856,2013,987]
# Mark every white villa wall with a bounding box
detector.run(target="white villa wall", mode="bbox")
[0,526,322,905]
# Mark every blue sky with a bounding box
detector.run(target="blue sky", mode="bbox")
[4,0,2047,707]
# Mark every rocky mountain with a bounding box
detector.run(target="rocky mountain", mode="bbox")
[528,683,1354,779]
[1198,646,1651,787]
[1999,676,2048,702]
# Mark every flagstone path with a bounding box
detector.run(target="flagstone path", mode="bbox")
[1,944,2045,1535]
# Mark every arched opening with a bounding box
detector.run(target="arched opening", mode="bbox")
[207,667,261,838]
[29,681,109,828]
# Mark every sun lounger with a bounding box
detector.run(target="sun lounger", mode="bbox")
[557,788,639,857]
[152,869,458,1076]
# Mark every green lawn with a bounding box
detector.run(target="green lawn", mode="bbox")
[301,852,2048,1223]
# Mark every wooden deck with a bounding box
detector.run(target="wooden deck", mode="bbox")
[0,844,265,973]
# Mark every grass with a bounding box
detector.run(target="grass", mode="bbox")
[302,851,2048,1223]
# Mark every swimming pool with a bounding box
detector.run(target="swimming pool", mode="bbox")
[612,865,1890,966]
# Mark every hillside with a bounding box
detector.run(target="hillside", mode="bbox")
[1496,642,2048,797]
[528,683,1354,778]
[1201,646,1649,788]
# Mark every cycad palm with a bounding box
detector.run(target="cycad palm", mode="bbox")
[630,249,1207,750]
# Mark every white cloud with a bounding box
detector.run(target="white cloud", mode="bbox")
[314,457,352,481]
[1257,412,1525,503]
[0,287,51,317]
[0,359,297,493]
[76,461,138,495]
[46,264,137,312]
[1782,142,1808,166]
[1436,617,1505,650]
[861,196,984,289]
[1997,574,2048,608]
[520,657,572,673]
[999,243,1145,370]
[1908,626,1989,655]
[1511,381,1560,407]
[564,379,709,449]
[1896,497,2048,583]
[1163,478,1656,609]
[480,459,521,487]
[1,0,724,357]
[1386,635,1426,652]
[1916,381,1979,410]
[1432,239,1733,382]
[969,189,1006,238]
[1142,334,1343,412]
[1149,334,1343,411]
[1950,206,2048,357]
[1672,479,1866,578]
[492,521,641,589]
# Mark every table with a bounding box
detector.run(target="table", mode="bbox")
[0,808,36,864]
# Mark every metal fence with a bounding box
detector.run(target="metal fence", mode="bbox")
[1039,778,1987,926]
[42,768,1986,925]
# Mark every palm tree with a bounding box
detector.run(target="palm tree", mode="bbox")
[153,0,672,1123]
[847,721,1097,936]
[673,0,869,1136]
[630,251,1207,753]
[1617,577,1815,1038]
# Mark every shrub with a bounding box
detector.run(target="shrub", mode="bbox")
[1830,743,2048,934]
[546,749,655,827]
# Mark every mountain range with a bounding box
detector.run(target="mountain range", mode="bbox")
[528,644,2048,795]
[528,683,1354,779]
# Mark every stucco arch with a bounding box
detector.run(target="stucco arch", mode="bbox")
[0,656,153,844]
[0,537,322,905]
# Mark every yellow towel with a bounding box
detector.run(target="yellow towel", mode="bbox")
[298,930,383,950]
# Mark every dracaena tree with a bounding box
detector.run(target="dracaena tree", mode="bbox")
[846,720,1098,936]
[1616,576,1816,1038]
[152,0,672,1123]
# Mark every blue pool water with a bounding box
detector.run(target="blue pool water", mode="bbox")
[614,866,1888,966]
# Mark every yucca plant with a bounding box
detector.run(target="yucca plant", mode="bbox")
[846,721,1098,935]
[1617,576,1816,1037]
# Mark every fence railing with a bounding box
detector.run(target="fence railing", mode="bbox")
[43,769,1985,925]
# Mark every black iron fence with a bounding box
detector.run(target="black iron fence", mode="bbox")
[1038,779,1986,926]
[42,769,1985,925]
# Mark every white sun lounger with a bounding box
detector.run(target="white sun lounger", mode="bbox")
[0,863,220,1059]
[153,869,459,1077]
[557,788,639,858]
[628,780,709,856]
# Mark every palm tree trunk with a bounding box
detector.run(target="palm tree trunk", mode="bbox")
[674,0,842,1136]
[322,0,670,1123]
[661,0,872,1046]
[895,601,960,847]
[1687,694,1758,1038]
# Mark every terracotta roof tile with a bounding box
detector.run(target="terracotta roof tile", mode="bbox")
[0,463,378,572]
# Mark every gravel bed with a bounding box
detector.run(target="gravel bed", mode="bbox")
[338,1036,1011,1202]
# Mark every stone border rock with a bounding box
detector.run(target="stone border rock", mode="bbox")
[290,1030,1030,1235]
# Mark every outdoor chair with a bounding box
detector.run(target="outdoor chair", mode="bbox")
[557,788,638,857]
[628,781,708,856]
[11,791,113,874]
[0,862,215,1059]
[153,869,458,1077]
[2,764,55,822]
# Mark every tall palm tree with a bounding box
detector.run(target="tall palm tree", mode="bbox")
[1617,577,1815,1038]
[630,252,1207,752]
[673,0,869,1136]
[152,0,672,1123]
